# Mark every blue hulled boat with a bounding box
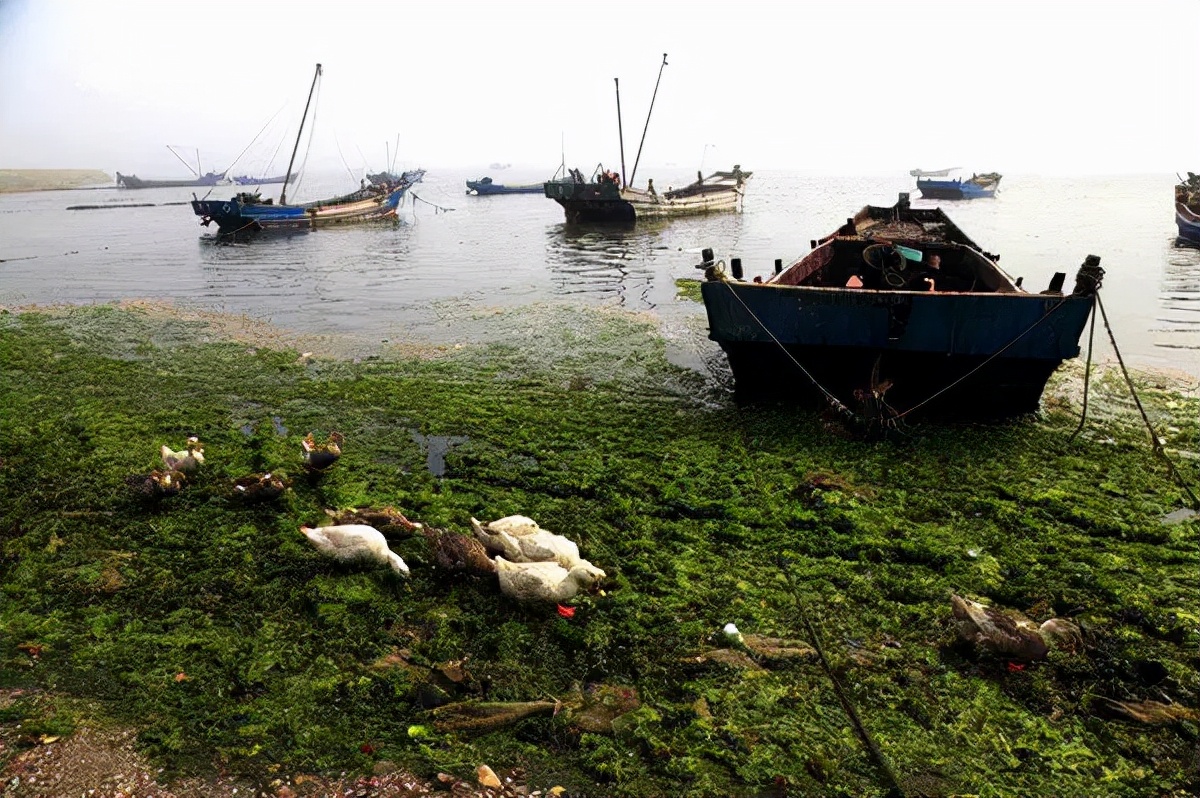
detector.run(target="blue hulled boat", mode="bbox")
[1176,174,1200,246]
[191,64,424,239]
[1178,203,1200,246]
[698,193,1103,419]
[915,171,1001,199]
[192,171,424,239]
[466,176,543,195]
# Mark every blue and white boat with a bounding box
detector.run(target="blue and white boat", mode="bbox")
[466,176,543,195]
[190,64,423,239]
[915,170,1002,199]
[1176,174,1200,246]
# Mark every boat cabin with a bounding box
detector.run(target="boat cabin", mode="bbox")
[768,195,1020,294]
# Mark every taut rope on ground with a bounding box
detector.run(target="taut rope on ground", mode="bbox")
[1094,292,1200,510]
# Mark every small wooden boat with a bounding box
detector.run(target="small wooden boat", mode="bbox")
[698,193,1104,419]
[916,171,1002,199]
[466,176,542,195]
[189,64,424,239]
[1175,174,1200,246]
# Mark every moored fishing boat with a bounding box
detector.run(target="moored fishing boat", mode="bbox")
[192,171,425,239]
[1175,172,1200,246]
[119,145,228,189]
[466,176,543,195]
[544,165,750,223]
[190,64,424,239]
[117,171,227,189]
[916,171,1002,199]
[544,53,749,224]
[698,193,1104,419]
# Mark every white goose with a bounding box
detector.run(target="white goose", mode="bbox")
[470,516,589,569]
[161,437,204,475]
[300,524,410,576]
[493,556,605,603]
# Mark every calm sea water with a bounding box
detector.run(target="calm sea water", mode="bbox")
[1,169,1197,382]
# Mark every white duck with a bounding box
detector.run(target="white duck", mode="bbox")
[472,515,541,538]
[470,516,589,569]
[493,556,605,603]
[161,437,204,475]
[300,524,410,576]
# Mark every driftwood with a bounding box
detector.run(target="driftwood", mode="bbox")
[1090,697,1199,725]
[430,700,559,733]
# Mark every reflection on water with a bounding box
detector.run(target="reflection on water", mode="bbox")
[1,169,1197,378]
[1160,242,1200,352]
[545,222,657,308]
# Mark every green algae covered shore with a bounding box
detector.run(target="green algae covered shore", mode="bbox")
[0,169,112,193]
[1,303,1197,797]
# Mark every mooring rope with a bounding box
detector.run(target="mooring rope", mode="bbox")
[1069,295,1099,441]
[893,296,1073,420]
[410,193,455,213]
[717,277,856,418]
[1094,292,1200,509]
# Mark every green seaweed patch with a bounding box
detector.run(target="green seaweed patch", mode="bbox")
[1,305,1198,797]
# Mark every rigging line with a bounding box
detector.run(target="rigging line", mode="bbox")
[893,297,1073,420]
[167,145,200,176]
[1095,292,1200,510]
[1069,296,1099,442]
[717,276,855,417]
[222,103,287,175]
[332,130,358,184]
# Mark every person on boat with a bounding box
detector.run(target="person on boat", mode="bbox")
[647,178,656,197]
[905,253,941,292]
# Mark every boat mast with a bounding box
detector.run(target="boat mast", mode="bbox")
[614,78,627,187]
[280,63,323,205]
[628,53,667,189]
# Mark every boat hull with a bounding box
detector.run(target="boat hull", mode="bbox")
[917,178,999,199]
[1176,202,1200,245]
[545,183,746,223]
[700,280,1094,417]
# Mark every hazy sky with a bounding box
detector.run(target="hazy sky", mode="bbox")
[1,0,1196,178]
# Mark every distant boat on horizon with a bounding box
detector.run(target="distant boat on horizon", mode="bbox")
[231,174,290,186]
[916,171,1002,200]
[466,176,543,195]
[117,171,228,189]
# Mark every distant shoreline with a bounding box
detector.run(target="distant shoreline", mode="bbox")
[0,169,112,193]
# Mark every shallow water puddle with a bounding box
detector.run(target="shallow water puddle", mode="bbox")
[410,430,469,476]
